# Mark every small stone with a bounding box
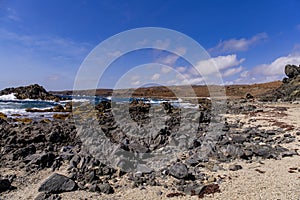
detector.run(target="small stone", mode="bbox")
[207,176,216,183]
[98,183,114,194]
[88,184,100,192]
[169,163,189,179]
[184,183,205,195]
[34,193,61,200]
[229,164,243,171]
[156,190,163,196]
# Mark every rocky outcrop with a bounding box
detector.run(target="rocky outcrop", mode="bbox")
[261,64,300,101]
[285,64,300,78]
[0,84,62,101]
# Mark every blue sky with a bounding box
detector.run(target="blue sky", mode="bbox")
[1,0,300,90]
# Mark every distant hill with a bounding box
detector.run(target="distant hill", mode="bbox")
[50,81,282,99]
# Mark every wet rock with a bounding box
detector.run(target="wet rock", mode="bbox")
[169,163,189,179]
[52,114,70,120]
[38,173,76,194]
[0,112,7,119]
[52,105,65,112]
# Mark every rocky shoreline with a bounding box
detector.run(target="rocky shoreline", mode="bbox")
[0,64,300,199]
[0,98,299,200]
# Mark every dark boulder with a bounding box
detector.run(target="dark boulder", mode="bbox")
[38,173,76,194]
[0,179,11,193]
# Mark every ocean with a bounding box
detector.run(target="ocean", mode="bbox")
[0,93,198,120]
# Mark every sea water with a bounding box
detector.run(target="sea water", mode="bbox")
[0,94,198,120]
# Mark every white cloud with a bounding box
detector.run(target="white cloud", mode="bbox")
[157,54,179,65]
[234,54,300,84]
[174,47,187,56]
[181,77,204,85]
[130,75,140,81]
[151,73,160,81]
[176,66,186,73]
[240,70,250,78]
[131,80,141,86]
[154,39,170,49]
[194,54,245,76]
[210,33,268,54]
[161,66,172,74]
[223,66,243,77]
[253,54,300,76]
[107,50,122,57]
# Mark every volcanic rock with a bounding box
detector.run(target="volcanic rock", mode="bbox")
[0,84,61,101]
[38,173,76,194]
[285,64,300,78]
[0,179,11,193]
[261,64,300,101]
[169,163,189,179]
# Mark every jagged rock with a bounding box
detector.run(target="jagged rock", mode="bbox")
[38,173,76,194]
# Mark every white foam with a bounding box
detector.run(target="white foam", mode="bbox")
[0,93,17,101]
[0,108,26,115]
[71,98,90,102]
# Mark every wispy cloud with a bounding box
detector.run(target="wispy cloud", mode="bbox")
[210,33,268,54]
[0,28,91,58]
[155,46,187,66]
[6,8,20,21]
